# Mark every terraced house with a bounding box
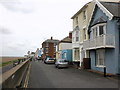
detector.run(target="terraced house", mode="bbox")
[83,0,120,74]
[71,1,95,67]
[56,32,72,62]
[42,37,59,59]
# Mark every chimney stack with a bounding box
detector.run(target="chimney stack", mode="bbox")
[69,31,72,39]
[51,37,53,40]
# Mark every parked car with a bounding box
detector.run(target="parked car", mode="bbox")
[44,58,55,64]
[55,59,68,68]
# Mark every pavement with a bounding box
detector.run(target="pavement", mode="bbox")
[28,60,119,88]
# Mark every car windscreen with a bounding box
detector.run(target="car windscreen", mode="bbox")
[49,58,54,60]
[59,60,67,62]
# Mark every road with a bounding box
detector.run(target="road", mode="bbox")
[28,61,118,88]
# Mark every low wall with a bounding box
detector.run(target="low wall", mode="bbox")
[1,59,30,88]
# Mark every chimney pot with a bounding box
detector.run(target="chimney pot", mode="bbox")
[51,37,53,40]
[69,32,72,39]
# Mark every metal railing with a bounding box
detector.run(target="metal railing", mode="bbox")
[83,34,115,50]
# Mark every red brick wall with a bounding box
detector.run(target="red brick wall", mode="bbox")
[42,42,56,59]
[48,43,54,58]
[69,32,72,39]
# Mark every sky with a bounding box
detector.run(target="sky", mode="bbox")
[0,0,92,57]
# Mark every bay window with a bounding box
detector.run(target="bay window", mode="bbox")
[90,23,106,39]
[99,25,104,35]
[76,30,79,42]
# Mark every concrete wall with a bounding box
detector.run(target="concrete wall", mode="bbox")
[2,60,30,88]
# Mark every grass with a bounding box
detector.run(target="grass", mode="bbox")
[0,59,19,67]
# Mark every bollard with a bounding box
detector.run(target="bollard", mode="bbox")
[104,67,106,77]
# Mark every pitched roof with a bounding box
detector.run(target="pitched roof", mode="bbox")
[60,36,72,43]
[100,1,120,18]
[43,39,59,43]
[99,0,120,2]
[71,2,91,19]
[91,16,107,26]
[88,0,120,33]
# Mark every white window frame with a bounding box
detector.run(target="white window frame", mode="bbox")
[96,49,105,67]
[46,43,48,47]
[76,17,78,25]
[83,10,86,20]
[91,23,106,39]
[74,48,80,60]
[72,31,75,42]
[76,30,79,42]
[46,48,48,53]
[83,28,86,40]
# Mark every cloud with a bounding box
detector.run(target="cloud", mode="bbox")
[0,0,34,13]
[0,26,12,34]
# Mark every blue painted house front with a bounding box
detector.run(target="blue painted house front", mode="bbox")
[38,50,42,57]
[83,1,120,74]
[62,49,72,62]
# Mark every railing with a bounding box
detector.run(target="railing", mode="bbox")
[83,34,115,50]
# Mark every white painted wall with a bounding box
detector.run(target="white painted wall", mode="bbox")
[59,43,72,50]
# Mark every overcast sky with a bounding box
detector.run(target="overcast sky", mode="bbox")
[0,0,92,57]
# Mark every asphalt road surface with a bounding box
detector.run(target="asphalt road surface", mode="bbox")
[28,61,118,88]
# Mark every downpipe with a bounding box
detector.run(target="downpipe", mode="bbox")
[117,19,120,75]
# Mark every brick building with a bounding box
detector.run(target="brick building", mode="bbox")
[42,37,59,59]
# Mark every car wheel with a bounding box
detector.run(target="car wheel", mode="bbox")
[57,65,60,69]
[55,65,57,68]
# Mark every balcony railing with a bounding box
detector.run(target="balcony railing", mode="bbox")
[83,34,115,50]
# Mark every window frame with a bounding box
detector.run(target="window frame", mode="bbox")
[83,28,86,40]
[96,49,105,67]
[46,43,49,47]
[76,17,78,25]
[83,10,86,20]
[45,47,48,53]
[76,30,79,42]
[91,23,106,39]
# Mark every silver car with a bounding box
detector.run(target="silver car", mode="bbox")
[44,58,55,64]
[55,59,68,68]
